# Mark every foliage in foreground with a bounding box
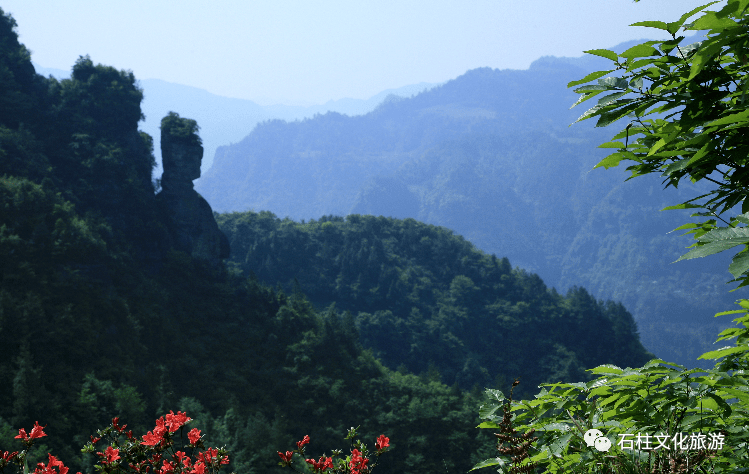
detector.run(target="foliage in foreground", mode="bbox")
[475,305,749,473]
[475,1,749,472]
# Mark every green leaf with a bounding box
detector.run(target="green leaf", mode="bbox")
[584,49,619,62]
[729,251,749,278]
[570,91,605,110]
[691,10,738,32]
[598,77,629,89]
[548,433,573,457]
[698,226,749,244]
[698,345,749,360]
[629,20,669,31]
[597,141,625,149]
[688,42,723,80]
[705,109,749,128]
[663,157,692,175]
[568,69,616,88]
[620,44,659,59]
[676,240,747,262]
[599,393,621,407]
[597,91,629,107]
[479,403,501,419]
[716,386,749,403]
[735,212,749,225]
[541,422,572,432]
[590,364,623,375]
[573,85,609,93]
[596,102,639,127]
[647,137,668,157]
[476,421,501,429]
[470,457,504,471]
[674,2,721,32]
[685,141,711,166]
[593,151,636,170]
[704,392,732,417]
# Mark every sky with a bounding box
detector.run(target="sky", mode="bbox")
[1,1,728,106]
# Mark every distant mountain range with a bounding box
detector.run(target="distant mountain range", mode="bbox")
[189,34,744,369]
[32,63,441,176]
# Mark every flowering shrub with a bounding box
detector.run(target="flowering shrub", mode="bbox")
[277,427,389,474]
[0,412,232,474]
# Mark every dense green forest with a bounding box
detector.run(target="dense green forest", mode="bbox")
[217,211,653,393]
[0,8,661,474]
[0,9,494,474]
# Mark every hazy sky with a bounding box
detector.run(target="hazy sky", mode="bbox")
[2,1,727,105]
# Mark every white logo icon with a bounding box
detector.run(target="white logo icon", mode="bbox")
[584,429,611,452]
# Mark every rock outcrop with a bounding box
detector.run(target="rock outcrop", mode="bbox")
[156,112,230,265]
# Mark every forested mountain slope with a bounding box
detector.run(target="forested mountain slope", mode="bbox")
[0,9,659,474]
[0,10,492,474]
[218,211,654,392]
[197,34,744,367]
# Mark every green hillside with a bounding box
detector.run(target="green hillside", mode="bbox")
[0,9,494,474]
[218,211,654,394]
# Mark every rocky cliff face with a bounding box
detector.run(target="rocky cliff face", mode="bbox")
[156,112,230,265]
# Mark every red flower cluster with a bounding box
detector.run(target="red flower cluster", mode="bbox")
[375,435,389,452]
[142,411,193,448]
[278,451,293,464]
[32,454,73,474]
[277,433,388,474]
[15,422,48,441]
[188,428,201,445]
[305,456,333,472]
[349,449,368,474]
[165,411,192,432]
[1,414,230,474]
[296,435,310,450]
[96,446,121,465]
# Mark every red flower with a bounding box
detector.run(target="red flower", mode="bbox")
[112,417,127,433]
[278,451,294,464]
[198,448,217,464]
[375,434,389,452]
[190,461,206,474]
[32,454,69,474]
[165,411,191,432]
[97,446,121,465]
[30,422,48,439]
[142,417,168,446]
[2,451,18,461]
[349,449,368,474]
[173,451,191,469]
[296,435,310,450]
[160,460,175,474]
[188,428,201,445]
[90,435,101,445]
[16,422,47,441]
[47,454,68,474]
[306,456,334,472]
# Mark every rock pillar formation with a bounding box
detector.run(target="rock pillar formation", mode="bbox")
[156,112,230,264]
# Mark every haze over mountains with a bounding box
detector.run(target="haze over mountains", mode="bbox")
[33,63,442,175]
[189,34,740,369]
